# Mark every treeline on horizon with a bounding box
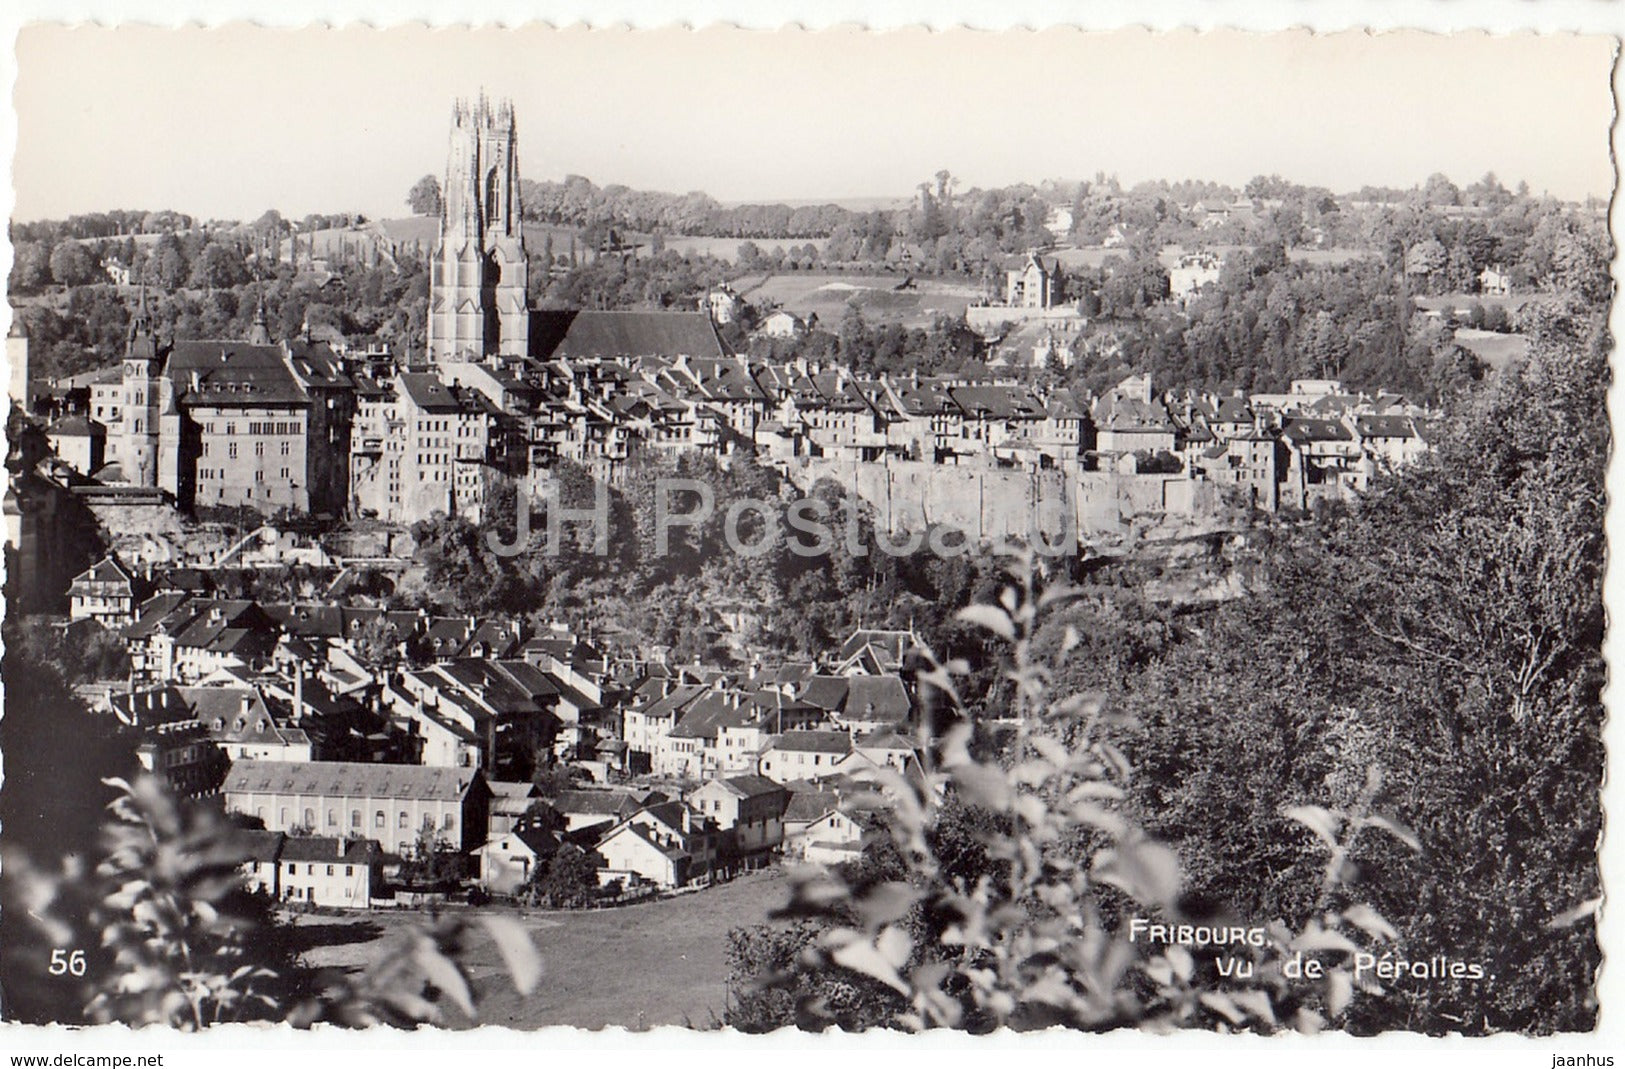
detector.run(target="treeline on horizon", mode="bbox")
[6,167,1609,419]
[10,166,1597,245]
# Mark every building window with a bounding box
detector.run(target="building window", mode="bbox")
[227,442,238,459]
[303,808,314,827]
[326,865,334,876]
[327,809,336,826]
[375,811,385,828]
[345,865,354,877]
[351,809,361,828]
[398,811,408,829]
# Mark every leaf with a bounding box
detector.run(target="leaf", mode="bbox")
[1011,760,1054,787]
[1294,1006,1326,1034]
[1092,839,1180,907]
[1547,897,1603,930]
[830,936,909,995]
[956,604,1015,642]
[1290,925,1361,956]
[853,882,920,928]
[1283,804,1342,849]
[1230,989,1276,1025]
[1326,968,1354,1017]
[1340,903,1399,942]
[1361,813,1422,853]
[1067,781,1126,802]
[477,914,544,994]
[1166,945,1194,983]
[951,762,1012,811]
[1199,991,1245,1025]
[876,925,912,970]
[413,941,474,1018]
[1029,734,1071,768]
[1070,801,1127,837]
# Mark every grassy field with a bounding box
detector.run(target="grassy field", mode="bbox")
[291,869,789,1030]
[741,271,987,328]
[1452,328,1530,370]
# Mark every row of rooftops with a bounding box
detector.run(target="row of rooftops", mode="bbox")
[38,302,1440,458]
[122,591,606,662]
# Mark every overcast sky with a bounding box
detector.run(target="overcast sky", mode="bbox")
[11,25,1617,222]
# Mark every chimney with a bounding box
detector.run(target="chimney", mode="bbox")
[293,672,305,721]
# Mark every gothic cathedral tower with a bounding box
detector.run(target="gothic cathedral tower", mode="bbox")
[427,94,530,364]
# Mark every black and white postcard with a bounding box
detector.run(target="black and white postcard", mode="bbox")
[0,9,1617,1056]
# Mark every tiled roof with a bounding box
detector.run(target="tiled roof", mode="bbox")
[771,730,854,755]
[634,683,708,720]
[168,342,309,407]
[1353,415,1417,440]
[669,692,755,740]
[784,790,841,822]
[799,675,849,712]
[233,829,285,863]
[48,415,106,437]
[717,775,788,800]
[842,675,912,724]
[398,373,469,412]
[613,820,691,862]
[73,555,131,587]
[838,628,915,665]
[279,836,382,864]
[1283,418,1355,444]
[223,760,483,802]
[950,385,1045,421]
[554,789,643,817]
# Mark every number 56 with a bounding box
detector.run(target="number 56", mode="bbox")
[48,949,86,977]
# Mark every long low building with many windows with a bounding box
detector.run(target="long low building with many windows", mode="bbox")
[221,759,490,855]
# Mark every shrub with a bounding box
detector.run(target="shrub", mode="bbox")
[734,554,1418,1032]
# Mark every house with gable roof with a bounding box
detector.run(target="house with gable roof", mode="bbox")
[69,554,142,627]
[654,689,758,780]
[474,822,563,894]
[758,730,855,784]
[688,774,789,865]
[594,800,719,889]
[797,806,869,866]
[276,835,384,907]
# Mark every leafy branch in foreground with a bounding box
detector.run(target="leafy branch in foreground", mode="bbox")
[747,552,1421,1032]
[25,774,544,1029]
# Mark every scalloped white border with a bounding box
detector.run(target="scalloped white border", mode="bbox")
[0,1,1620,1059]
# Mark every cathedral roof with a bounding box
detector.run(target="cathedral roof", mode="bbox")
[529,310,726,362]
